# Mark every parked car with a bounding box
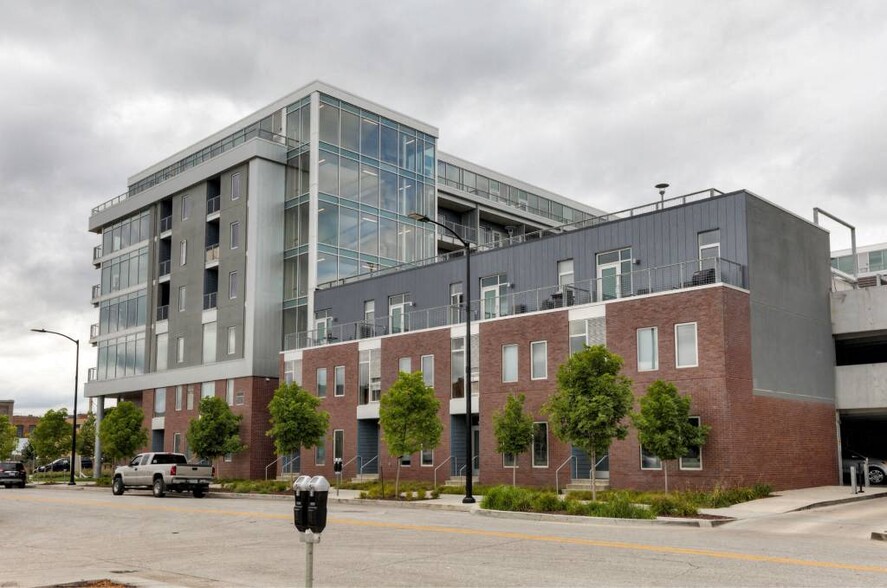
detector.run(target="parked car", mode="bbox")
[112,452,214,498]
[36,457,94,473]
[0,461,27,488]
[842,448,887,485]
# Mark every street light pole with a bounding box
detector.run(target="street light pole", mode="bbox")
[409,212,475,503]
[31,328,79,486]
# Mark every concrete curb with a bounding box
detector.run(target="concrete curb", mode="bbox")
[790,490,887,512]
[475,508,728,528]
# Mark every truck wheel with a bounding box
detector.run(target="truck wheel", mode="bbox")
[193,488,206,498]
[152,476,166,497]
[112,477,125,495]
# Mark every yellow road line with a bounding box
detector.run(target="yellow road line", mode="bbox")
[9,494,886,575]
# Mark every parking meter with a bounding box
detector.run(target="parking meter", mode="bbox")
[293,475,312,532]
[334,457,343,473]
[307,475,330,534]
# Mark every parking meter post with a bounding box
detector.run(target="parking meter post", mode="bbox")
[304,530,315,588]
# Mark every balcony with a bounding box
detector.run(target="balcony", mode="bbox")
[203,292,217,310]
[205,245,220,266]
[160,215,172,233]
[156,305,169,321]
[206,195,221,215]
[92,245,103,266]
[286,257,745,350]
[87,367,97,382]
[91,284,101,303]
[159,259,171,278]
[90,323,99,341]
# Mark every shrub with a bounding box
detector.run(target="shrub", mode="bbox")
[481,485,534,512]
[531,492,564,513]
[648,494,698,517]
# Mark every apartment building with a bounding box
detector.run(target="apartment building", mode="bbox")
[283,189,839,491]
[84,81,603,478]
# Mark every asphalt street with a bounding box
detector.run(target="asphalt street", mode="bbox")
[1,485,886,587]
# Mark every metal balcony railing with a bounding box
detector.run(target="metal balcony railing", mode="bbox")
[203,292,217,310]
[91,284,101,301]
[156,305,169,321]
[285,257,745,350]
[206,195,220,215]
[160,215,172,233]
[159,259,171,277]
[205,245,220,263]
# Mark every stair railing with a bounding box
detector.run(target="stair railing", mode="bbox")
[433,455,453,490]
[359,455,378,479]
[555,455,576,495]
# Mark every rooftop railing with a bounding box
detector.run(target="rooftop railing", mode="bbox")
[286,256,744,350]
[91,128,300,217]
[318,188,725,290]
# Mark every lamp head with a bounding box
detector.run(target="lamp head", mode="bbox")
[31,328,46,333]
[408,212,430,222]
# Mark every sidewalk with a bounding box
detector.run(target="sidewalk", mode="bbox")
[698,485,887,520]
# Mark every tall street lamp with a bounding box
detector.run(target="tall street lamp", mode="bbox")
[409,212,475,504]
[31,328,80,486]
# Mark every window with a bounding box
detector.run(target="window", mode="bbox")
[680,417,703,470]
[231,173,241,201]
[421,355,434,387]
[175,386,183,411]
[421,448,433,467]
[502,344,518,383]
[202,322,216,364]
[449,282,463,324]
[451,338,465,399]
[388,293,411,334]
[398,357,411,374]
[176,337,185,363]
[335,366,345,397]
[229,271,239,299]
[363,300,375,323]
[235,390,245,405]
[675,323,698,368]
[180,239,187,265]
[224,453,233,463]
[316,367,328,398]
[637,327,658,371]
[333,429,344,463]
[226,379,234,405]
[503,453,516,468]
[182,194,191,220]
[596,247,632,300]
[698,229,720,270]
[532,422,549,467]
[186,386,194,410]
[154,388,166,416]
[480,274,509,319]
[640,446,662,470]
[201,381,215,399]
[531,341,547,380]
[315,439,326,465]
[315,309,332,343]
[173,433,181,454]
[557,259,574,289]
[156,333,168,371]
[230,221,240,249]
[178,286,187,312]
[400,453,411,466]
[227,326,236,355]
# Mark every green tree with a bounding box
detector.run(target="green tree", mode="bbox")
[266,382,329,472]
[492,393,534,486]
[544,345,634,501]
[22,441,37,467]
[77,411,96,467]
[0,414,16,459]
[30,409,72,464]
[631,380,711,493]
[99,402,148,464]
[379,371,442,498]
[187,396,245,464]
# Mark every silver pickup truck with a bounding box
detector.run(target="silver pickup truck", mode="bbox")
[112,452,214,498]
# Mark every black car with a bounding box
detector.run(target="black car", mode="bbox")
[37,457,93,472]
[0,461,27,488]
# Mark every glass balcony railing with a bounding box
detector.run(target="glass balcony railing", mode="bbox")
[91,284,101,301]
[205,245,220,263]
[90,323,99,339]
[203,292,217,310]
[156,305,169,321]
[160,215,172,233]
[93,245,103,262]
[159,259,171,277]
[286,256,745,350]
[206,195,221,215]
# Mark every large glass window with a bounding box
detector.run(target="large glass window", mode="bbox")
[388,293,411,334]
[398,357,411,374]
[558,259,574,289]
[640,446,662,470]
[675,323,698,368]
[531,341,547,380]
[637,327,658,371]
[154,388,166,416]
[315,438,326,466]
[359,214,378,256]
[341,110,360,152]
[596,248,632,301]
[201,381,215,399]
[317,368,327,398]
[340,157,360,200]
[340,207,359,251]
[360,118,379,158]
[318,102,338,145]
[532,423,548,467]
[335,366,345,397]
[380,125,398,165]
[451,338,465,399]
[502,344,518,383]
[481,274,510,319]
[421,355,434,387]
[698,229,720,271]
[318,152,339,195]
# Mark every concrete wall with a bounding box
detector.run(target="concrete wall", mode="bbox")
[745,196,835,401]
[831,285,887,335]
[836,364,887,411]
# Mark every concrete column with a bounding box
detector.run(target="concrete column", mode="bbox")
[93,397,104,480]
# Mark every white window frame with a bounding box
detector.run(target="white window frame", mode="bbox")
[155,333,168,372]
[175,385,183,411]
[154,388,166,416]
[532,422,549,468]
[503,453,516,468]
[230,221,240,250]
[334,365,345,397]
[186,386,194,410]
[181,194,191,221]
[201,381,214,400]
[398,357,411,374]
[178,286,186,312]
[227,326,236,355]
[226,379,234,406]
[557,259,574,290]
[421,354,434,387]
[176,336,185,364]
[421,448,433,467]
[596,247,632,301]
[317,367,327,398]
[180,239,187,266]
[480,274,508,319]
[675,322,699,368]
[640,446,663,470]
[388,293,410,334]
[502,344,518,383]
[231,172,241,201]
[235,390,245,406]
[173,432,181,454]
[530,341,547,380]
[229,270,238,300]
[679,417,703,470]
[637,327,659,371]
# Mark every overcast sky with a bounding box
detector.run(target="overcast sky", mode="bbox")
[2,1,885,415]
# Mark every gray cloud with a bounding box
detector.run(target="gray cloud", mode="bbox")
[2,0,885,413]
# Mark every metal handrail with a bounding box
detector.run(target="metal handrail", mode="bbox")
[433,455,453,490]
[264,455,282,480]
[555,455,577,495]
[359,455,378,478]
[458,455,479,482]
[342,454,360,477]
